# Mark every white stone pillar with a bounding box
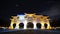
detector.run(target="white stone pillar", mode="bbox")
[41,22,45,29]
[9,22,14,29]
[10,22,13,27]
[23,20,27,29]
[14,23,19,29]
[46,23,51,29]
[33,21,37,29]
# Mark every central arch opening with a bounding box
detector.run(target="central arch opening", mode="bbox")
[19,23,24,29]
[27,22,33,28]
[37,23,41,29]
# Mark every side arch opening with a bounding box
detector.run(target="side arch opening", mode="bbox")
[44,23,47,29]
[37,23,41,29]
[13,24,16,28]
[19,23,24,29]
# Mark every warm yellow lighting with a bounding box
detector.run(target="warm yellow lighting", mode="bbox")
[9,16,20,29]
[9,13,51,29]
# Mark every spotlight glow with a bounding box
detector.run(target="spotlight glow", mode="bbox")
[17,15,25,20]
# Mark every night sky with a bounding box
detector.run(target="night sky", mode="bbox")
[0,0,60,27]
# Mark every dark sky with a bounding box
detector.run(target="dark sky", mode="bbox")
[0,0,60,26]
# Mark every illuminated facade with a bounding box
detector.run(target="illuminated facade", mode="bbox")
[9,13,51,29]
[9,16,20,29]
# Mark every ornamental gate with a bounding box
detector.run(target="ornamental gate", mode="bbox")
[9,13,51,29]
